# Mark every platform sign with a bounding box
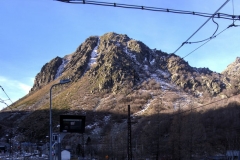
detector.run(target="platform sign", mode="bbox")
[60,115,85,133]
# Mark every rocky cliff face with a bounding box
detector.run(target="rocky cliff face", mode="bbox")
[30,32,239,97]
[30,36,99,92]
[221,57,240,93]
[31,56,62,92]
[165,54,225,96]
[222,57,240,78]
[63,36,99,81]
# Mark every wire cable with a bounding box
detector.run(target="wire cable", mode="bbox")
[0,85,14,111]
[56,0,240,21]
[184,17,219,45]
[0,98,13,111]
[0,98,6,104]
[182,21,239,59]
[0,85,13,104]
[172,0,230,54]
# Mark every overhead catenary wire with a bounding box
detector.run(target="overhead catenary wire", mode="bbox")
[0,85,13,104]
[182,25,227,59]
[0,85,13,111]
[0,98,13,112]
[0,98,6,104]
[172,0,230,54]
[182,20,239,59]
[183,17,219,45]
[0,99,9,107]
[57,0,240,21]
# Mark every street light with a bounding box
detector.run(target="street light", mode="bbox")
[49,79,71,160]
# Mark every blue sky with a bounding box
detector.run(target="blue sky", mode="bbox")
[0,0,239,110]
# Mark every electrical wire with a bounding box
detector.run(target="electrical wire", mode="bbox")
[0,98,13,112]
[182,21,239,59]
[172,0,230,54]
[0,98,6,104]
[0,85,13,111]
[0,99,9,107]
[56,0,240,21]
[184,17,219,45]
[0,85,13,104]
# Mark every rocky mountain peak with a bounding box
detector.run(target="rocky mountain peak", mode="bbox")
[29,32,240,97]
[222,57,240,78]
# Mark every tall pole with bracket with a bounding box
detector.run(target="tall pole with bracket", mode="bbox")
[127,105,132,160]
[49,79,71,160]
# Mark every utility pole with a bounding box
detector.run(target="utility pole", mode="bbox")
[49,79,71,160]
[156,98,162,160]
[127,105,132,160]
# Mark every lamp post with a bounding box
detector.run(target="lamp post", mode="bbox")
[49,79,71,160]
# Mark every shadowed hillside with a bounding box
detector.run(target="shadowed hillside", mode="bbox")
[1,101,240,159]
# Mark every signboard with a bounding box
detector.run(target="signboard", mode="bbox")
[60,115,85,133]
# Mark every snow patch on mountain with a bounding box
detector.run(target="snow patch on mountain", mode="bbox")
[132,99,152,116]
[124,46,141,66]
[124,42,174,92]
[83,37,100,75]
[88,38,100,68]
[133,94,155,116]
[150,59,155,65]
[142,59,174,91]
[55,57,69,79]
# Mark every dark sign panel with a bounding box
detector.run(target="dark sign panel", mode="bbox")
[60,115,85,133]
